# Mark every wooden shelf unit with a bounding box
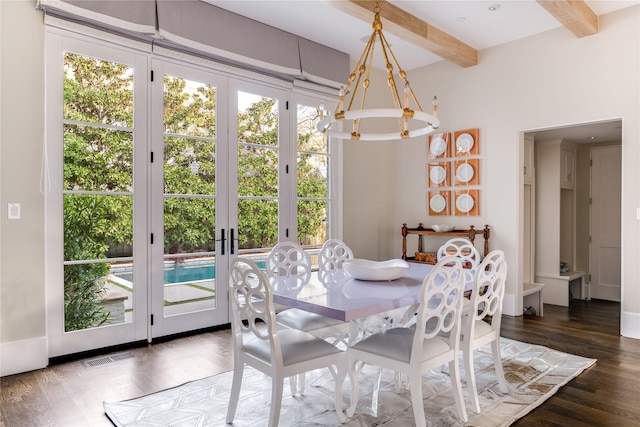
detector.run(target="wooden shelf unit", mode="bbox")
[401,223,491,263]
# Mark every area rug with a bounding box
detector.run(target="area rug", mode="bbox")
[104,338,595,427]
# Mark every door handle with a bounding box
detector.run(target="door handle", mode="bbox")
[230,228,237,255]
[215,229,226,255]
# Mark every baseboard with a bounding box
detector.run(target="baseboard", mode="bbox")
[621,310,640,339]
[0,336,48,377]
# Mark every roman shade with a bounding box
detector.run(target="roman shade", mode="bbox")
[37,0,349,89]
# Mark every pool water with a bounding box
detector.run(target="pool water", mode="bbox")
[112,260,266,284]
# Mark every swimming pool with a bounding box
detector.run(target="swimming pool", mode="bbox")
[112,260,266,284]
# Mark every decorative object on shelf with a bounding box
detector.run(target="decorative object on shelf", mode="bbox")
[428,162,451,187]
[454,128,479,156]
[401,223,491,262]
[454,158,480,186]
[431,224,455,232]
[316,0,439,141]
[343,258,409,281]
[428,132,451,159]
[454,189,480,216]
[428,190,451,216]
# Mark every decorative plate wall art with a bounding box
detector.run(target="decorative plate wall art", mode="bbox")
[454,189,480,216]
[454,128,479,156]
[428,132,451,160]
[428,190,451,216]
[453,158,480,186]
[428,162,450,187]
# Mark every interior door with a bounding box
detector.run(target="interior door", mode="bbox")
[150,60,229,337]
[590,145,621,301]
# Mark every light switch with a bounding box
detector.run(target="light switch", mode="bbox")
[8,203,20,219]
[637,207,640,220]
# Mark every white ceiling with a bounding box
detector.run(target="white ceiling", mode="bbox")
[204,0,637,71]
[204,0,632,143]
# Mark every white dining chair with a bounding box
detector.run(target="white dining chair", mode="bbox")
[437,237,481,273]
[346,256,469,425]
[226,257,347,426]
[461,249,508,414]
[318,238,354,273]
[266,241,350,392]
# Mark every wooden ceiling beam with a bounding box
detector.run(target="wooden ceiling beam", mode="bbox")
[536,0,598,38]
[330,0,478,68]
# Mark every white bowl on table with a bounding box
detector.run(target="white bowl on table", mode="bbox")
[343,259,409,281]
[431,224,455,233]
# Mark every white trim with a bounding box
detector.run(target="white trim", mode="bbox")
[44,15,152,53]
[621,309,640,339]
[0,337,48,377]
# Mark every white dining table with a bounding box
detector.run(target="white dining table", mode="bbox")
[271,262,474,322]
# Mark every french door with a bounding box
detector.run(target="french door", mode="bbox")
[47,31,336,355]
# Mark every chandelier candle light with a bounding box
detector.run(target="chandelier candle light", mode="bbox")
[317,0,440,141]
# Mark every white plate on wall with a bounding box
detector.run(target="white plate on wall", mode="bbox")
[430,194,446,213]
[430,165,446,184]
[430,136,446,156]
[456,193,475,213]
[456,133,474,153]
[456,163,474,183]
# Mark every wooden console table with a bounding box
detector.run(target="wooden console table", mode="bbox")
[401,223,491,262]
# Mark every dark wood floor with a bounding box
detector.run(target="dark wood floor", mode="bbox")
[2,300,640,426]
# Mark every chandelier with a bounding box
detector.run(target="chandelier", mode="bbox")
[317,0,440,141]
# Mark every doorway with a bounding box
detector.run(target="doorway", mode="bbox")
[522,119,622,312]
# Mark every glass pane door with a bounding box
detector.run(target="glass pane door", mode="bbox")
[150,61,229,337]
[230,81,288,266]
[46,36,148,357]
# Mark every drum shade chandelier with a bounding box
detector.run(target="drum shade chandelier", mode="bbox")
[317,0,440,141]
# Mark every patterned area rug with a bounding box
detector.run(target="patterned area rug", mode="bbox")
[104,338,595,427]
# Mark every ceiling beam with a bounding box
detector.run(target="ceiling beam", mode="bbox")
[536,0,598,38]
[329,0,478,68]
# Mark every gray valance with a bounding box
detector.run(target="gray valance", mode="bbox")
[37,0,349,89]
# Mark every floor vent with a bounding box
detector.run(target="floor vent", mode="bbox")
[84,352,136,367]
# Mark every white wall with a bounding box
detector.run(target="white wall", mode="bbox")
[0,0,48,375]
[346,6,640,332]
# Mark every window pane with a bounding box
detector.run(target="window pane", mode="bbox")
[238,199,278,249]
[63,124,133,192]
[238,92,278,147]
[298,199,327,246]
[164,197,216,254]
[64,194,133,261]
[164,75,217,138]
[237,146,278,197]
[297,104,327,152]
[63,53,133,127]
[164,136,216,195]
[297,152,328,199]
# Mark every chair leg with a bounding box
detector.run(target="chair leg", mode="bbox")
[409,370,426,427]
[346,357,361,418]
[370,366,384,417]
[449,359,469,423]
[491,339,508,393]
[334,363,347,423]
[226,362,244,423]
[269,378,284,427]
[289,375,297,396]
[464,348,481,414]
[298,372,306,395]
